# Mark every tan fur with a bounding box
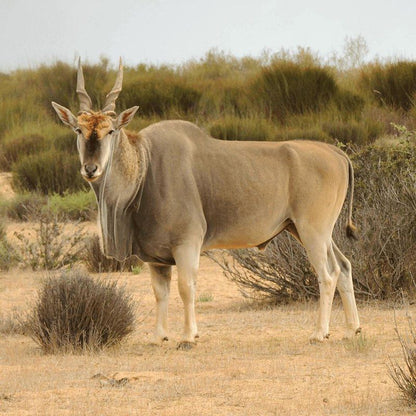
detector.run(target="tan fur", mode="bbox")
[77,112,112,139]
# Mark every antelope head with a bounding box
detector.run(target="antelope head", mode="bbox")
[52,59,139,182]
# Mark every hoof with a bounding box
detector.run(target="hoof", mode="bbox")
[309,332,329,344]
[343,327,362,340]
[176,341,196,351]
[151,335,169,346]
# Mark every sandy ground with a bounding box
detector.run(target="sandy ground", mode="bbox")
[0,250,415,415]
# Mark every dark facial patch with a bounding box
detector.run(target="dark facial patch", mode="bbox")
[86,129,100,154]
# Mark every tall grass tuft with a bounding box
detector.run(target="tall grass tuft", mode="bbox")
[251,62,338,121]
[360,61,416,111]
[210,115,276,141]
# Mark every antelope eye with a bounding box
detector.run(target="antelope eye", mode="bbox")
[108,129,115,135]
[75,128,82,134]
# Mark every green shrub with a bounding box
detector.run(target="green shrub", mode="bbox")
[209,115,276,141]
[12,149,87,195]
[0,134,47,171]
[48,190,96,221]
[333,89,365,115]
[322,119,383,145]
[53,132,78,153]
[25,269,135,353]
[360,61,416,111]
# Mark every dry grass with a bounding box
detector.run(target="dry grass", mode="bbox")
[0,250,414,415]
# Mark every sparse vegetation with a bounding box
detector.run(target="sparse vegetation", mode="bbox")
[14,212,85,270]
[343,333,376,354]
[25,269,135,353]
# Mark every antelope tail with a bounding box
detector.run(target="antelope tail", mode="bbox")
[345,157,358,240]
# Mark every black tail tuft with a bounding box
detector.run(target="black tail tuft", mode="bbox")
[346,223,358,240]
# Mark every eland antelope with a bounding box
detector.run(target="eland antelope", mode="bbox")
[52,59,360,348]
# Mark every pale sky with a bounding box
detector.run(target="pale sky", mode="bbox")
[1,0,416,71]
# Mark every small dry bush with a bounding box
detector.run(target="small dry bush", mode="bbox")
[0,222,18,271]
[0,310,26,335]
[14,212,85,270]
[0,193,46,221]
[82,234,142,273]
[207,232,318,303]
[26,269,135,353]
[389,315,416,404]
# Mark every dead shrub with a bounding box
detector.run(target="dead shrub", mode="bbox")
[389,315,416,404]
[82,234,142,273]
[14,211,85,270]
[25,269,135,353]
[0,310,26,335]
[207,233,318,302]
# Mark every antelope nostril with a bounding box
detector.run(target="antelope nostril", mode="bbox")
[84,164,98,175]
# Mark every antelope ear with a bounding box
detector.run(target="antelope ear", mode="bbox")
[51,102,78,129]
[115,106,139,129]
